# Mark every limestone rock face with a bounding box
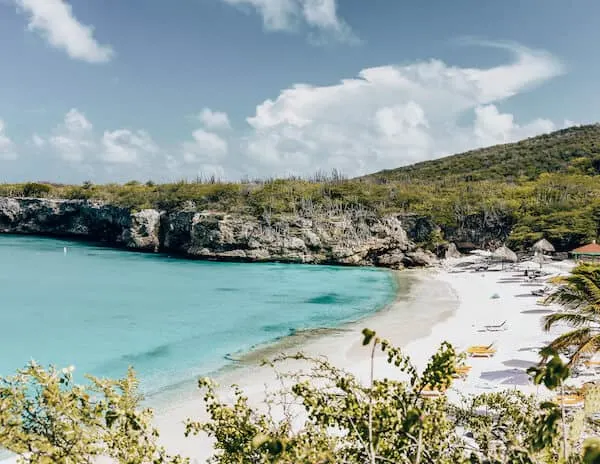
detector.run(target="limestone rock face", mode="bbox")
[402,249,439,267]
[124,209,161,251]
[445,242,461,259]
[0,198,440,268]
[0,198,131,242]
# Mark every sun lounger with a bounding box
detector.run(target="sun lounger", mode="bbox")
[483,320,507,332]
[584,360,600,369]
[453,365,472,379]
[553,394,584,408]
[467,344,496,358]
[420,385,447,398]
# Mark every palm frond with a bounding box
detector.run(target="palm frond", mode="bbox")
[544,328,593,357]
[543,312,600,332]
[565,334,600,366]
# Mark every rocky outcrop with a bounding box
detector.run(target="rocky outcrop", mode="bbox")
[441,211,515,251]
[444,243,461,259]
[0,198,432,268]
[0,198,161,252]
[162,210,414,267]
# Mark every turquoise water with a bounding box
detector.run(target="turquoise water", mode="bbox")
[0,235,395,396]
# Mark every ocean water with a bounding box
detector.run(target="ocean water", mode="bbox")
[0,235,396,397]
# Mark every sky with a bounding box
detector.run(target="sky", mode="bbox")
[0,0,599,184]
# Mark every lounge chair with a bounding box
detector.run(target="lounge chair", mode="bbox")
[584,360,600,369]
[453,365,472,379]
[553,394,584,408]
[483,320,507,332]
[420,384,447,398]
[467,344,496,358]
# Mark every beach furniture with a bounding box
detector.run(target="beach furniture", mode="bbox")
[420,384,447,398]
[453,365,472,379]
[553,394,584,409]
[482,320,507,332]
[466,344,496,358]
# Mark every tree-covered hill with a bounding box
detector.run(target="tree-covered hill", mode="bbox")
[365,124,600,183]
[2,124,600,253]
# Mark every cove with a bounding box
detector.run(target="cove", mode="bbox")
[0,235,396,396]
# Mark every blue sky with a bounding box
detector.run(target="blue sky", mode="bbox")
[0,0,598,183]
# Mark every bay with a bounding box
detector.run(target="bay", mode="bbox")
[0,235,396,396]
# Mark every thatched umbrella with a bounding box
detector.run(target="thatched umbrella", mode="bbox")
[492,245,518,264]
[532,251,552,270]
[532,238,555,254]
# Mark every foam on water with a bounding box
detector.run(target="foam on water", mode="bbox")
[0,235,396,397]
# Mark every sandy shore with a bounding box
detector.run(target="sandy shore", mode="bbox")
[153,269,459,461]
[154,261,575,462]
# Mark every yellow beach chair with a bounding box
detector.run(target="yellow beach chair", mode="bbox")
[466,344,496,358]
[554,394,585,408]
[420,384,447,399]
[453,365,472,379]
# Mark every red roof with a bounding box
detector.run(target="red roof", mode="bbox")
[572,243,600,254]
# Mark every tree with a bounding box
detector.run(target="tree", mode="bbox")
[22,182,51,198]
[542,264,600,365]
[0,362,186,464]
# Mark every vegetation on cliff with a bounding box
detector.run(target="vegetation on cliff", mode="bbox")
[2,124,600,252]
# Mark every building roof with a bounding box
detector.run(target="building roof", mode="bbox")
[572,243,600,254]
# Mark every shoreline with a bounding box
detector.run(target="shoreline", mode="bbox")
[144,267,408,412]
[153,261,576,462]
[152,268,459,461]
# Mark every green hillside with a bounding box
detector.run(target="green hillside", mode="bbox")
[2,124,600,252]
[366,124,600,183]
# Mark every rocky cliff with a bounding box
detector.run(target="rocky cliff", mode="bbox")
[0,198,438,268]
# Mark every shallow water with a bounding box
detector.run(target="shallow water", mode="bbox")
[0,235,396,396]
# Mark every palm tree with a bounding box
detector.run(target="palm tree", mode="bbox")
[542,264,600,365]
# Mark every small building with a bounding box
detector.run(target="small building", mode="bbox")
[571,241,600,263]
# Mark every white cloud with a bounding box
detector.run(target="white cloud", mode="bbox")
[182,129,228,163]
[198,108,231,130]
[221,0,354,43]
[473,104,555,147]
[16,0,114,63]
[102,130,159,164]
[49,108,94,162]
[238,44,564,177]
[0,120,18,160]
[31,133,46,148]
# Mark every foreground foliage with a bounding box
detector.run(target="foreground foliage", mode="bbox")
[2,328,600,463]
[188,329,599,463]
[0,364,186,463]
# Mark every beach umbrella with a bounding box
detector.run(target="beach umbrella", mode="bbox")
[532,238,555,254]
[492,245,518,263]
[532,252,551,269]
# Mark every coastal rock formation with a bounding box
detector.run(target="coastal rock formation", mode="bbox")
[163,210,413,267]
[445,243,461,259]
[0,198,430,268]
[124,209,161,251]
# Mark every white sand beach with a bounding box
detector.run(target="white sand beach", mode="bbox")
[153,259,577,462]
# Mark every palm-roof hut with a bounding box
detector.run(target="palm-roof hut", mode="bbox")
[492,245,518,268]
[532,238,555,255]
[571,241,600,263]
